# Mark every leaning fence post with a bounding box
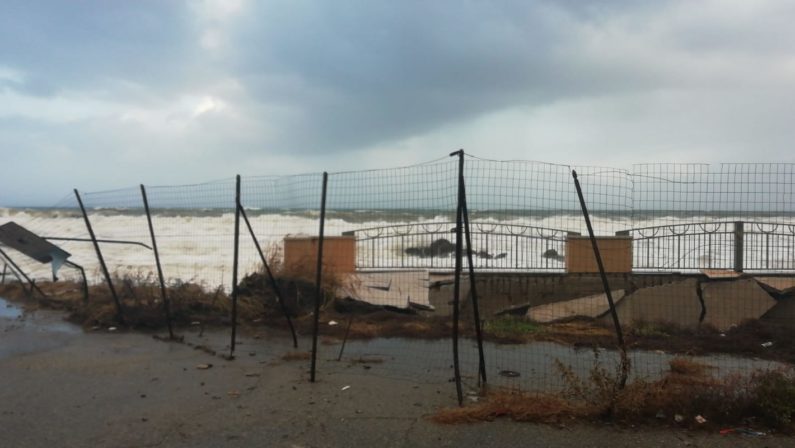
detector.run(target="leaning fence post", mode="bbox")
[0,263,6,284]
[230,175,242,358]
[456,151,487,387]
[238,204,298,347]
[0,248,45,297]
[310,172,329,383]
[74,189,125,325]
[141,185,175,340]
[449,150,465,406]
[734,221,744,273]
[571,171,628,388]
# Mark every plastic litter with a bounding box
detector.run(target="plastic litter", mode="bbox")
[720,428,766,437]
[341,385,350,391]
[761,341,773,348]
[695,415,707,424]
[329,320,338,326]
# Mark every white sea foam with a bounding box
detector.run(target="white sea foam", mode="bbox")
[2,208,794,290]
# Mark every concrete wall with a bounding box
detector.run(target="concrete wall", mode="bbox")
[428,272,692,317]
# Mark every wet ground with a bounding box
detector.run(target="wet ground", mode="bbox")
[326,337,786,392]
[1,296,792,447]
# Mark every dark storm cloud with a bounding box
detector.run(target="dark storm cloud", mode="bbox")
[0,0,201,98]
[226,1,655,152]
[1,0,795,205]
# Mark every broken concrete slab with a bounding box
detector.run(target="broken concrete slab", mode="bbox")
[701,269,742,280]
[701,279,777,331]
[754,276,795,296]
[607,278,703,328]
[428,272,698,317]
[526,290,626,323]
[338,271,430,309]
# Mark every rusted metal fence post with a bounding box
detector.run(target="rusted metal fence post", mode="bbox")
[456,150,487,388]
[449,150,465,405]
[310,172,329,382]
[74,189,125,325]
[230,175,242,358]
[0,248,45,297]
[571,171,628,388]
[141,184,174,340]
[238,204,298,348]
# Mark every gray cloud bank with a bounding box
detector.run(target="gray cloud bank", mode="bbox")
[1,0,794,205]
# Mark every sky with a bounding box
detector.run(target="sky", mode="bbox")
[2,0,795,206]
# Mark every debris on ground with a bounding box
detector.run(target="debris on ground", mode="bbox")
[195,363,213,370]
[719,428,766,437]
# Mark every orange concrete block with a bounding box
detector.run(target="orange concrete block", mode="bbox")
[566,236,633,273]
[283,236,356,274]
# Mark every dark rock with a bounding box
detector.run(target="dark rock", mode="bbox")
[405,238,504,259]
[405,239,456,258]
[542,248,565,262]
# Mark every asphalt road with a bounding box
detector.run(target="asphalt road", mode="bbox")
[0,300,790,448]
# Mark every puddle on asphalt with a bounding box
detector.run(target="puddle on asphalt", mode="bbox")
[324,337,788,391]
[0,295,80,334]
[0,296,23,319]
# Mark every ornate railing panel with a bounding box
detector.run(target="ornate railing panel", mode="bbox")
[343,222,578,271]
[742,222,795,271]
[617,221,795,272]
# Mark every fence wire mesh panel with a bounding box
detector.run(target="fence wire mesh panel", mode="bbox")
[313,158,462,387]
[143,179,237,292]
[601,164,792,401]
[1,156,794,408]
[235,173,325,353]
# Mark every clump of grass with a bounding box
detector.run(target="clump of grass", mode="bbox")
[431,391,586,424]
[668,357,713,376]
[555,349,625,414]
[281,351,311,362]
[483,317,545,341]
[432,351,795,432]
[751,370,795,427]
[0,275,264,329]
[629,320,674,339]
[236,240,351,317]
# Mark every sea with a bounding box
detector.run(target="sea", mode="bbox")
[2,207,795,291]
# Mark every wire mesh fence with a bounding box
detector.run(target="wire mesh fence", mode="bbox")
[1,154,794,408]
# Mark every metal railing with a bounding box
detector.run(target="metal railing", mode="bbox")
[617,221,795,272]
[343,222,579,271]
